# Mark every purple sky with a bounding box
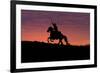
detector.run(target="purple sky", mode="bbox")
[21,10,90,45]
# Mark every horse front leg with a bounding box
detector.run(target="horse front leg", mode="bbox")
[47,37,50,43]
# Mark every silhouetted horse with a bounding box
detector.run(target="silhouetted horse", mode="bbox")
[47,26,69,45]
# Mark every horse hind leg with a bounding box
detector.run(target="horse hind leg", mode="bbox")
[63,35,70,45]
[61,40,63,45]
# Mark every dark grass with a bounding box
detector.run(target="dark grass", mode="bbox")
[21,41,90,63]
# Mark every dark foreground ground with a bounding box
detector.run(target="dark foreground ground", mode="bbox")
[21,41,90,63]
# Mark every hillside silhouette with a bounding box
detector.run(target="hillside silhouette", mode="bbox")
[21,41,90,63]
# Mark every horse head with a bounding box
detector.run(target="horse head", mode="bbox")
[47,26,53,33]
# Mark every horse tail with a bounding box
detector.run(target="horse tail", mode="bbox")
[63,35,70,45]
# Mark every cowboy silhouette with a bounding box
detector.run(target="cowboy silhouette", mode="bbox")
[47,23,70,45]
[52,23,62,38]
[52,23,58,32]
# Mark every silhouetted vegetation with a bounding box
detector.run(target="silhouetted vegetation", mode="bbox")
[21,41,90,63]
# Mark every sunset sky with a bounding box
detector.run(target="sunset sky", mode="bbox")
[21,10,90,45]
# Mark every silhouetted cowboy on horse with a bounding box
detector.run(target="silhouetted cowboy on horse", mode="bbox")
[47,23,70,45]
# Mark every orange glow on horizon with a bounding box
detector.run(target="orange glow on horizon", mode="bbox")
[21,23,90,45]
